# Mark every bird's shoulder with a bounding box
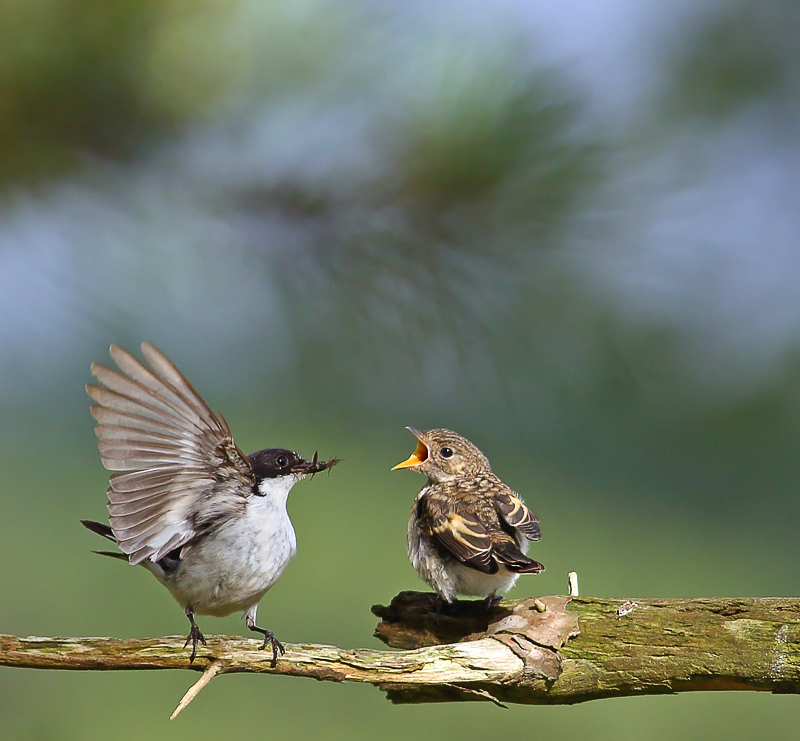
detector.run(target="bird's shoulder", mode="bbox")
[416,478,503,540]
[419,474,540,542]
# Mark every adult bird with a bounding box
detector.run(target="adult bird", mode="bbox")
[82,343,338,664]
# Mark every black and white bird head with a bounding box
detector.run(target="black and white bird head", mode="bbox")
[248,448,334,500]
[391,427,491,483]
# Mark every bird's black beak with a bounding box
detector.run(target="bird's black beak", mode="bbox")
[292,452,340,476]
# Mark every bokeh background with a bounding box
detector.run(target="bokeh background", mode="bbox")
[2,0,800,738]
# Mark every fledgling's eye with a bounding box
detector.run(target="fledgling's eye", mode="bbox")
[276,455,289,467]
[440,447,454,458]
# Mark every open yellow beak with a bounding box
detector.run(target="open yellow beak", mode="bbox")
[391,428,429,470]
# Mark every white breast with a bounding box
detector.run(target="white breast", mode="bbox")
[165,476,298,617]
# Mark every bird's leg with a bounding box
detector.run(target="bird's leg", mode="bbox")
[245,612,285,668]
[183,606,207,664]
[484,591,502,612]
[426,593,446,624]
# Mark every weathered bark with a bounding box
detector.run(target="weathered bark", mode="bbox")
[2,593,800,713]
[373,592,800,703]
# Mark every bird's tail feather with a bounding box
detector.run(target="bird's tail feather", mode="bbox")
[493,541,545,574]
[91,550,128,561]
[80,519,116,542]
[82,520,130,562]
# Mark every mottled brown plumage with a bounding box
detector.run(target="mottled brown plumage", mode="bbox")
[393,427,543,602]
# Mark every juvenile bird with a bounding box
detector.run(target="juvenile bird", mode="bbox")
[392,427,543,604]
[81,343,338,665]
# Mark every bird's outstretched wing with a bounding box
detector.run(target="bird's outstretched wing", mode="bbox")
[87,343,255,565]
[494,488,541,541]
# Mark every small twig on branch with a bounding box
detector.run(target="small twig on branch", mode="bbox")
[170,659,225,720]
[568,571,579,597]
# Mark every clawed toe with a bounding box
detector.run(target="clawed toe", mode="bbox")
[183,608,207,664]
[258,631,285,668]
[184,623,207,664]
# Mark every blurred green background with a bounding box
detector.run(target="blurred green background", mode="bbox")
[2,0,800,738]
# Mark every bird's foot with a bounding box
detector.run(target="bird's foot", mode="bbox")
[426,593,446,624]
[484,593,502,612]
[183,620,207,664]
[261,631,285,668]
[251,627,285,668]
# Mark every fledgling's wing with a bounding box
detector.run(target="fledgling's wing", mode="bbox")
[494,487,541,541]
[87,343,254,565]
[417,486,498,574]
[491,538,545,573]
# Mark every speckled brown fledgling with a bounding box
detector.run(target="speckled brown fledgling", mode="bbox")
[392,427,543,603]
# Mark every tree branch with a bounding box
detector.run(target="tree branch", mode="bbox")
[3,593,800,716]
[372,592,800,703]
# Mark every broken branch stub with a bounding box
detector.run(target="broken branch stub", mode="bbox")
[372,592,580,690]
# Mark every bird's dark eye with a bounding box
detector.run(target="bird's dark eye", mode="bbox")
[440,447,454,458]
[276,455,289,467]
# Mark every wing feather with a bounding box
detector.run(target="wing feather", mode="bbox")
[418,480,544,576]
[90,406,190,436]
[494,488,541,541]
[107,468,188,494]
[139,343,222,421]
[87,383,201,431]
[418,491,497,574]
[106,482,191,502]
[111,344,215,421]
[88,343,254,565]
[492,539,545,573]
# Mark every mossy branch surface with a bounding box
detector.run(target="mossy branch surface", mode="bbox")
[373,593,800,703]
[3,594,800,709]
